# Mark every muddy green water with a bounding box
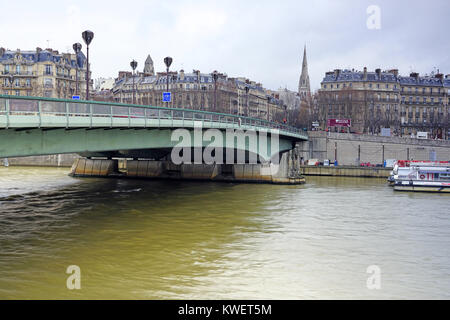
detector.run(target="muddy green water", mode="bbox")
[0,166,449,299]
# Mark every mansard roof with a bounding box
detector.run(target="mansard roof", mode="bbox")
[322,69,397,83]
[322,69,447,87]
[0,48,86,68]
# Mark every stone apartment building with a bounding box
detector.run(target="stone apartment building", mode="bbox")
[317,68,450,139]
[0,47,92,99]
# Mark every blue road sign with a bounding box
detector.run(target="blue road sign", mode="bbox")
[162,92,171,102]
[72,95,80,100]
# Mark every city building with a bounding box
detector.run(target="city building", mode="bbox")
[0,47,92,99]
[111,63,286,122]
[317,68,449,139]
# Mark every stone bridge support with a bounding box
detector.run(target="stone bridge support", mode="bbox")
[69,151,305,184]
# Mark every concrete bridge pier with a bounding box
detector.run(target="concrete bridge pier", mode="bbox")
[69,152,305,184]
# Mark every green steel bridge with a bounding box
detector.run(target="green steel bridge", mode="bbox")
[0,95,308,162]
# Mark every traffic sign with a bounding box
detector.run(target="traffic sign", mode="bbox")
[72,95,80,100]
[162,92,171,102]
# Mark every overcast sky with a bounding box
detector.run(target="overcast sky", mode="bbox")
[0,0,449,91]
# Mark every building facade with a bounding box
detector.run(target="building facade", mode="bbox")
[317,68,450,139]
[111,69,286,122]
[0,47,92,100]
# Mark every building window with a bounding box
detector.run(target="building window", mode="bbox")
[369,83,372,88]
[15,79,20,87]
[15,90,20,96]
[430,88,433,94]
[16,65,21,74]
[26,79,31,87]
[45,65,52,75]
[4,65,10,73]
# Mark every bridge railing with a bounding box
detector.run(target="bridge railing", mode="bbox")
[0,95,308,139]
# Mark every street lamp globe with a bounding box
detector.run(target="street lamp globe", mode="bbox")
[81,30,94,46]
[164,57,173,69]
[72,43,82,54]
[130,60,138,71]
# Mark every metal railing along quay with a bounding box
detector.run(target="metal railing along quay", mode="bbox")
[0,95,308,140]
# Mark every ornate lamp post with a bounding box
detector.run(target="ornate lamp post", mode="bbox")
[212,71,218,112]
[82,30,94,100]
[130,59,138,104]
[245,86,249,117]
[164,56,172,90]
[163,57,173,107]
[72,42,82,96]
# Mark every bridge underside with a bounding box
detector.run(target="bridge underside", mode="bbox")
[0,127,297,163]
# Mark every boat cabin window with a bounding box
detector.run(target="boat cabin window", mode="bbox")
[439,173,450,180]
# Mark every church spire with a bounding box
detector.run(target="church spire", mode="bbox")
[144,54,154,75]
[298,45,310,99]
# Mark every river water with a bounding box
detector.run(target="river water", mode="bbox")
[0,166,449,299]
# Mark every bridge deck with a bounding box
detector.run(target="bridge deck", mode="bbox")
[0,95,308,141]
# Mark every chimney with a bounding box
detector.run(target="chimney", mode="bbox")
[0,47,5,56]
[375,68,381,79]
[334,69,341,79]
[363,67,367,80]
[435,73,444,81]
[389,69,399,77]
[410,72,419,81]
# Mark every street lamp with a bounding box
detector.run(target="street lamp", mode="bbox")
[245,86,249,117]
[82,30,94,100]
[164,56,172,91]
[130,59,138,104]
[212,71,218,112]
[72,43,82,96]
[163,57,173,107]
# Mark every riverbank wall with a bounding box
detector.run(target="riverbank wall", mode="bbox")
[1,154,79,167]
[297,131,450,166]
[300,165,390,178]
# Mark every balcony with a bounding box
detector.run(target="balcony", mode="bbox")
[1,70,37,76]
[56,72,73,80]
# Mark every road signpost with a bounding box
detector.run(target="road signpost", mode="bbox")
[162,92,171,103]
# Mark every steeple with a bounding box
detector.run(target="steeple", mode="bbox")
[298,45,311,99]
[143,54,154,75]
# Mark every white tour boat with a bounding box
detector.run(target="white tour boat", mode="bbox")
[392,160,450,193]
